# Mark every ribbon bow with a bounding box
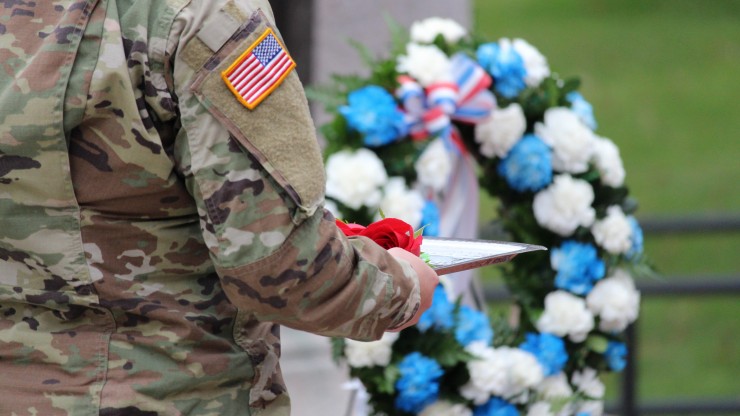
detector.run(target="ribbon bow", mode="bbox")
[397,53,496,149]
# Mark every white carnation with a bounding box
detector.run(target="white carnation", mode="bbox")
[536,372,574,400]
[415,138,453,192]
[344,332,399,368]
[592,136,625,187]
[474,103,526,158]
[587,269,640,332]
[574,400,604,416]
[536,291,595,343]
[592,205,632,254]
[325,149,387,210]
[533,174,596,236]
[459,381,489,405]
[571,367,605,399]
[396,43,451,86]
[535,107,596,173]
[420,400,473,416]
[462,343,544,404]
[459,342,497,404]
[530,402,574,416]
[410,17,467,44]
[377,177,425,229]
[572,369,606,416]
[505,348,545,402]
[527,402,555,416]
[512,38,550,87]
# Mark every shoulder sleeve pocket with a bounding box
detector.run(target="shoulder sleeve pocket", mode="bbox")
[185,8,325,220]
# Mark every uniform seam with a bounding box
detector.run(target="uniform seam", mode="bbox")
[152,0,192,67]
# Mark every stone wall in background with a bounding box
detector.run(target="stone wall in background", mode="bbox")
[311,0,471,84]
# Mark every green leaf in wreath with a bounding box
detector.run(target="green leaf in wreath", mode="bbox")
[384,15,410,57]
[435,346,469,368]
[348,38,381,70]
[331,337,346,364]
[560,76,582,98]
[586,334,609,354]
[378,365,400,394]
[305,84,344,112]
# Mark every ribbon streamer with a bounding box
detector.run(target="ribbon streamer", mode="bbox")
[396,53,496,150]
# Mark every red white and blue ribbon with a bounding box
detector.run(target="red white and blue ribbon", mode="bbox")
[396,53,496,150]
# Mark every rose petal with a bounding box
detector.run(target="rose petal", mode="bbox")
[360,218,422,255]
[336,220,366,236]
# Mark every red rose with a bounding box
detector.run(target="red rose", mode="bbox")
[359,218,422,256]
[335,220,367,236]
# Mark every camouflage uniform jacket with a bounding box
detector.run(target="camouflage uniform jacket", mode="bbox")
[0,0,421,414]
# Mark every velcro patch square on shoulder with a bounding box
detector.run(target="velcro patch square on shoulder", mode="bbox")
[221,28,296,110]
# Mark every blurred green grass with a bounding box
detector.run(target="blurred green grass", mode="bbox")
[473,0,740,405]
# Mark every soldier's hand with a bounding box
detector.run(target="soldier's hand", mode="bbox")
[386,247,439,332]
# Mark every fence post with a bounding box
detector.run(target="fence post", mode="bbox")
[622,321,639,416]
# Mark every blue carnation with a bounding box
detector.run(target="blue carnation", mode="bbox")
[626,216,644,261]
[420,200,441,237]
[519,332,568,376]
[474,397,520,416]
[476,42,527,98]
[416,285,455,332]
[605,341,628,372]
[551,241,606,295]
[455,305,494,347]
[339,85,408,147]
[394,352,444,413]
[497,134,553,192]
[567,91,598,130]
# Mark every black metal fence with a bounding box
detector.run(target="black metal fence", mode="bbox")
[484,213,740,415]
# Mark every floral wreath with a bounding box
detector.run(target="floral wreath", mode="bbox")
[311,17,650,416]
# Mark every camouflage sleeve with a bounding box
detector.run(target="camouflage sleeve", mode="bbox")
[167,0,420,340]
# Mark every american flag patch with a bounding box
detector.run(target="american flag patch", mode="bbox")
[221,28,296,110]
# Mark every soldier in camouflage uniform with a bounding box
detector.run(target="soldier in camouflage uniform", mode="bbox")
[0,0,438,414]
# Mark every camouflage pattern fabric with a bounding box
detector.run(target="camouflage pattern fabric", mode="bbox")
[0,0,421,414]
